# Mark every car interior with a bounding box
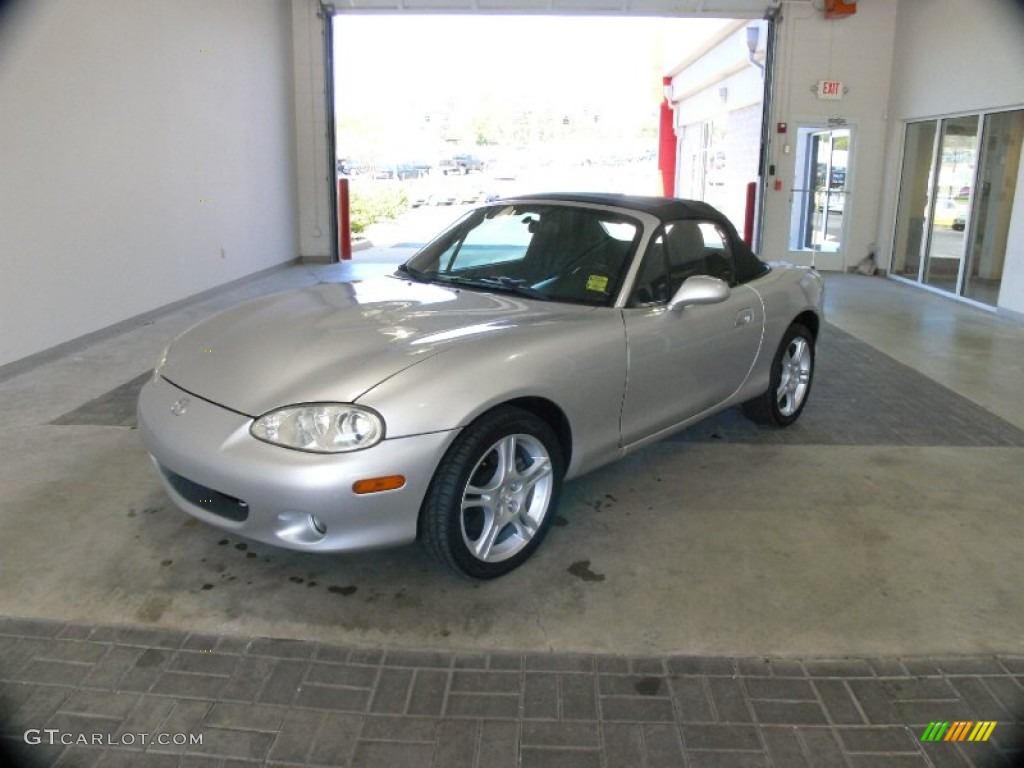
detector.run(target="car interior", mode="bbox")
[630,220,736,306]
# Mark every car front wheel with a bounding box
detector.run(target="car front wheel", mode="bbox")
[421,407,563,579]
[742,322,815,427]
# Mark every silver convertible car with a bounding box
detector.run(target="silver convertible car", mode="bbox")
[139,194,824,579]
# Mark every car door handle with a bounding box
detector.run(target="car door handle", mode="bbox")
[735,309,754,327]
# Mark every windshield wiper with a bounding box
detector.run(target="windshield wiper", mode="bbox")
[437,275,552,301]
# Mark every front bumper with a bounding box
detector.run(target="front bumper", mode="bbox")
[138,376,458,553]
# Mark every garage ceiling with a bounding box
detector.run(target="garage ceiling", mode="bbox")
[327,0,779,17]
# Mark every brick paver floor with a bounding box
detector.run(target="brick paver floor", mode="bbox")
[1,618,1021,767]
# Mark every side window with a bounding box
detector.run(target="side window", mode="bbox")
[697,221,736,285]
[629,228,670,305]
[662,220,708,293]
[631,219,738,305]
[660,220,739,289]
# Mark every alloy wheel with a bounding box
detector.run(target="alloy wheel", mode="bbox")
[460,433,553,563]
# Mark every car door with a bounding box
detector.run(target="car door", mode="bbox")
[619,219,765,446]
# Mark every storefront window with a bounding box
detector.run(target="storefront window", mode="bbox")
[891,121,937,280]
[962,110,1024,305]
[891,109,1022,307]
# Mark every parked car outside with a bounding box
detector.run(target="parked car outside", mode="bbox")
[139,194,824,579]
[401,160,434,179]
[336,157,368,176]
[815,188,846,214]
[374,161,432,180]
[932,198,966,228]
[440,153,486,175]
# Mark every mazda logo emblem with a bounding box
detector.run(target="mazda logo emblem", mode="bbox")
[170,397,191,416]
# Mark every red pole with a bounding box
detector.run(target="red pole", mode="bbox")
[743,181,757,247]
[658,76,677,197]
[337,177,352,261]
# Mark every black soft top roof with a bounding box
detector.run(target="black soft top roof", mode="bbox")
[510,193,769,284]
[512,193,729,224]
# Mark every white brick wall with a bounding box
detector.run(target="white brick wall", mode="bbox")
[675,103,762,229]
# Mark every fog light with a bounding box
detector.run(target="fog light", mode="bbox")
[275,510,327,545]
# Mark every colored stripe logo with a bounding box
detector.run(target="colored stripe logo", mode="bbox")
[920,721,996,742]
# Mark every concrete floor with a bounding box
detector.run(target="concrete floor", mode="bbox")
[1,261,1023,660]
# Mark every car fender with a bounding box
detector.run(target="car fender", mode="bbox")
[736,266,825,404]
[355,310,628,479]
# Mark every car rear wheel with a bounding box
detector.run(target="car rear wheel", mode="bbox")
[742,323,815,427]
[421,407,563,579]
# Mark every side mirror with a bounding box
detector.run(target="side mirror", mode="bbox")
[667,275,731,311]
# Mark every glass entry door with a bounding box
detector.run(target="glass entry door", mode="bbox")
[791,128,850,254]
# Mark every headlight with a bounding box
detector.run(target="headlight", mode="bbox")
[250,404,384,453]
[152,346,170,382]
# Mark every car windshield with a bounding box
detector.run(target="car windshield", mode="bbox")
[401,204,642,306]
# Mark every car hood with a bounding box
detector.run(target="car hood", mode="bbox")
[160,276,582,416]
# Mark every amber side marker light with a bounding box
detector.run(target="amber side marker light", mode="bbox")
[352,475,406,494]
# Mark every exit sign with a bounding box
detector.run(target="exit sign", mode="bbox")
[818,80,844,100]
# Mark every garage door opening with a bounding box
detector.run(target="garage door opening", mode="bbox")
[329,13,757,251]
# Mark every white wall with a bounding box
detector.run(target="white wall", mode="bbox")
[674,104,763,227]
[887,0,1024,120]
[879,0,1024,314]
[292,0,333,261]
[760,1,898,271]
[0,0,298,367]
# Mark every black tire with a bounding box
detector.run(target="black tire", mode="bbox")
[421,407,564,579]
[742,322,815,427]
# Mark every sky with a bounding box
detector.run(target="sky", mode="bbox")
[332,14,731,155]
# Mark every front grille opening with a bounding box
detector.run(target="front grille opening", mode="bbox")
[162,469,249,522]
